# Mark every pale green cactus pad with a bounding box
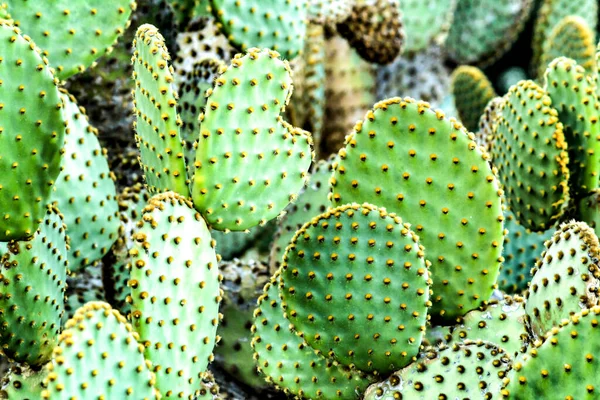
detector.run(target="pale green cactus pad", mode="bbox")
[5,0,136,80]
[400,0,456,52]
[192,48,313,231]
[0,364,46,400]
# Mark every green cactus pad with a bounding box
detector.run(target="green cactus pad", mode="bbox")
[192,48,313,231]
[209,0,307,59]
[492,80,569,231]
[476,97,503,153]
[539,16,596,80]
[129,192,221,399]
[132,24,190,197]
[0,364,46,400]
[307,0,351,27]
[446,0,533,66]
[64,264,105,320]
[363,341,512,399]
[215,259,270,389]
[51,91,120,271]
[578,189,600,238]
[6,0,135,80]
[336,0,404,65]
[376,45,451,108]
[531,0,597,77]
[0,23,65,241]
[501,306,600,399]
[499,210,553,294]
[42,302,158,399]
[330,97,504,322]
[448,295,530,356]
[280,203,432,374]
[0,206,68,366]
[525,221,600,338]
[544,57,600,196]
[251,273,373,399]
[451,65,497,132]
[270,156,335,272]
[400,0,456,53]
[0,3,9,20]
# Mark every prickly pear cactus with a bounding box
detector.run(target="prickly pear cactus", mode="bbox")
[364,341,512,399]
[0,206,68,366]
[42,302,159,399]
[132,24,190,197]
[330,97,505,322]
[209,0,307,59]
[280,203,432,373]
[0,23,65,241]
[492,80,569,231]
[192,48,313,231]
[544,57,600,196]
[252,273,373,399]
[51,91,120,271]
[502,306,600,399]
[451,65,497,132]
[475,96,503,153]
[5,0,136,80]
[307,0,352,27]
[0,364,46,399]
[128,192,221,399]
[525,221,600,338]
[400,0,456,53]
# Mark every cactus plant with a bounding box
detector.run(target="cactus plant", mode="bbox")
[451,65,497,132]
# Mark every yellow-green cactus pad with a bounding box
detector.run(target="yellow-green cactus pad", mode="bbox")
[6,0,135,80]
[0,206,68,366]
[525,221,600,338]
[251,273,373,399]
[209,0,307,59]
[192,48,313,231]
[451,65,497,132]
[129,192,220,399]
[364,341,512,399]
[280,203,432,374]
[42,302,159,400]
[0,364,46,399]
[0,23,65,241]
[544,57,600,196]
[502,306,600,399]
[330,97,504,322]
[51,91,120,271]
[492,80,569,231]
[132,24,190,197]
[400,0,456,52]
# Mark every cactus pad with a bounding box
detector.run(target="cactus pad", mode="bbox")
[128,192,221,399]
[51,91,120,271]
[363,341,512,399]
[0,206,68,366]
[0,23,65,241]
[525,221,600,338]
[251,273,372,399]
[132,24,190,197]
[192,48,313,231]
[42,302,158,399]
[400,0,456,53]
[0,364,46,399]
[6,0,135,80]
[451,65,497,132]
[280,203,432,373]
[492,80,569,231]
[307,0,352,27]
[209,0,307,59]
[330,97,505,321]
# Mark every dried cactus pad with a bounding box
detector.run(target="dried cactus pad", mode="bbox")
[6,0,135,80]
[330,97,504,322]
[0,206,68,367]
[502,306,600,399]
[492,80,569,232]
[132,24,190,197]
[42,302,158,400]
[251,274,372,399]
[209,0,307,59]
[0,23,65,241]
[129,192,220,399]
[280,203,432,374]
[192,48,313,231]
[51,91,120,271]
[364,341,512,399]
[525,221,600,338]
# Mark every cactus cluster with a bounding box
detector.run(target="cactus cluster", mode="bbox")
[3,1,600,399]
